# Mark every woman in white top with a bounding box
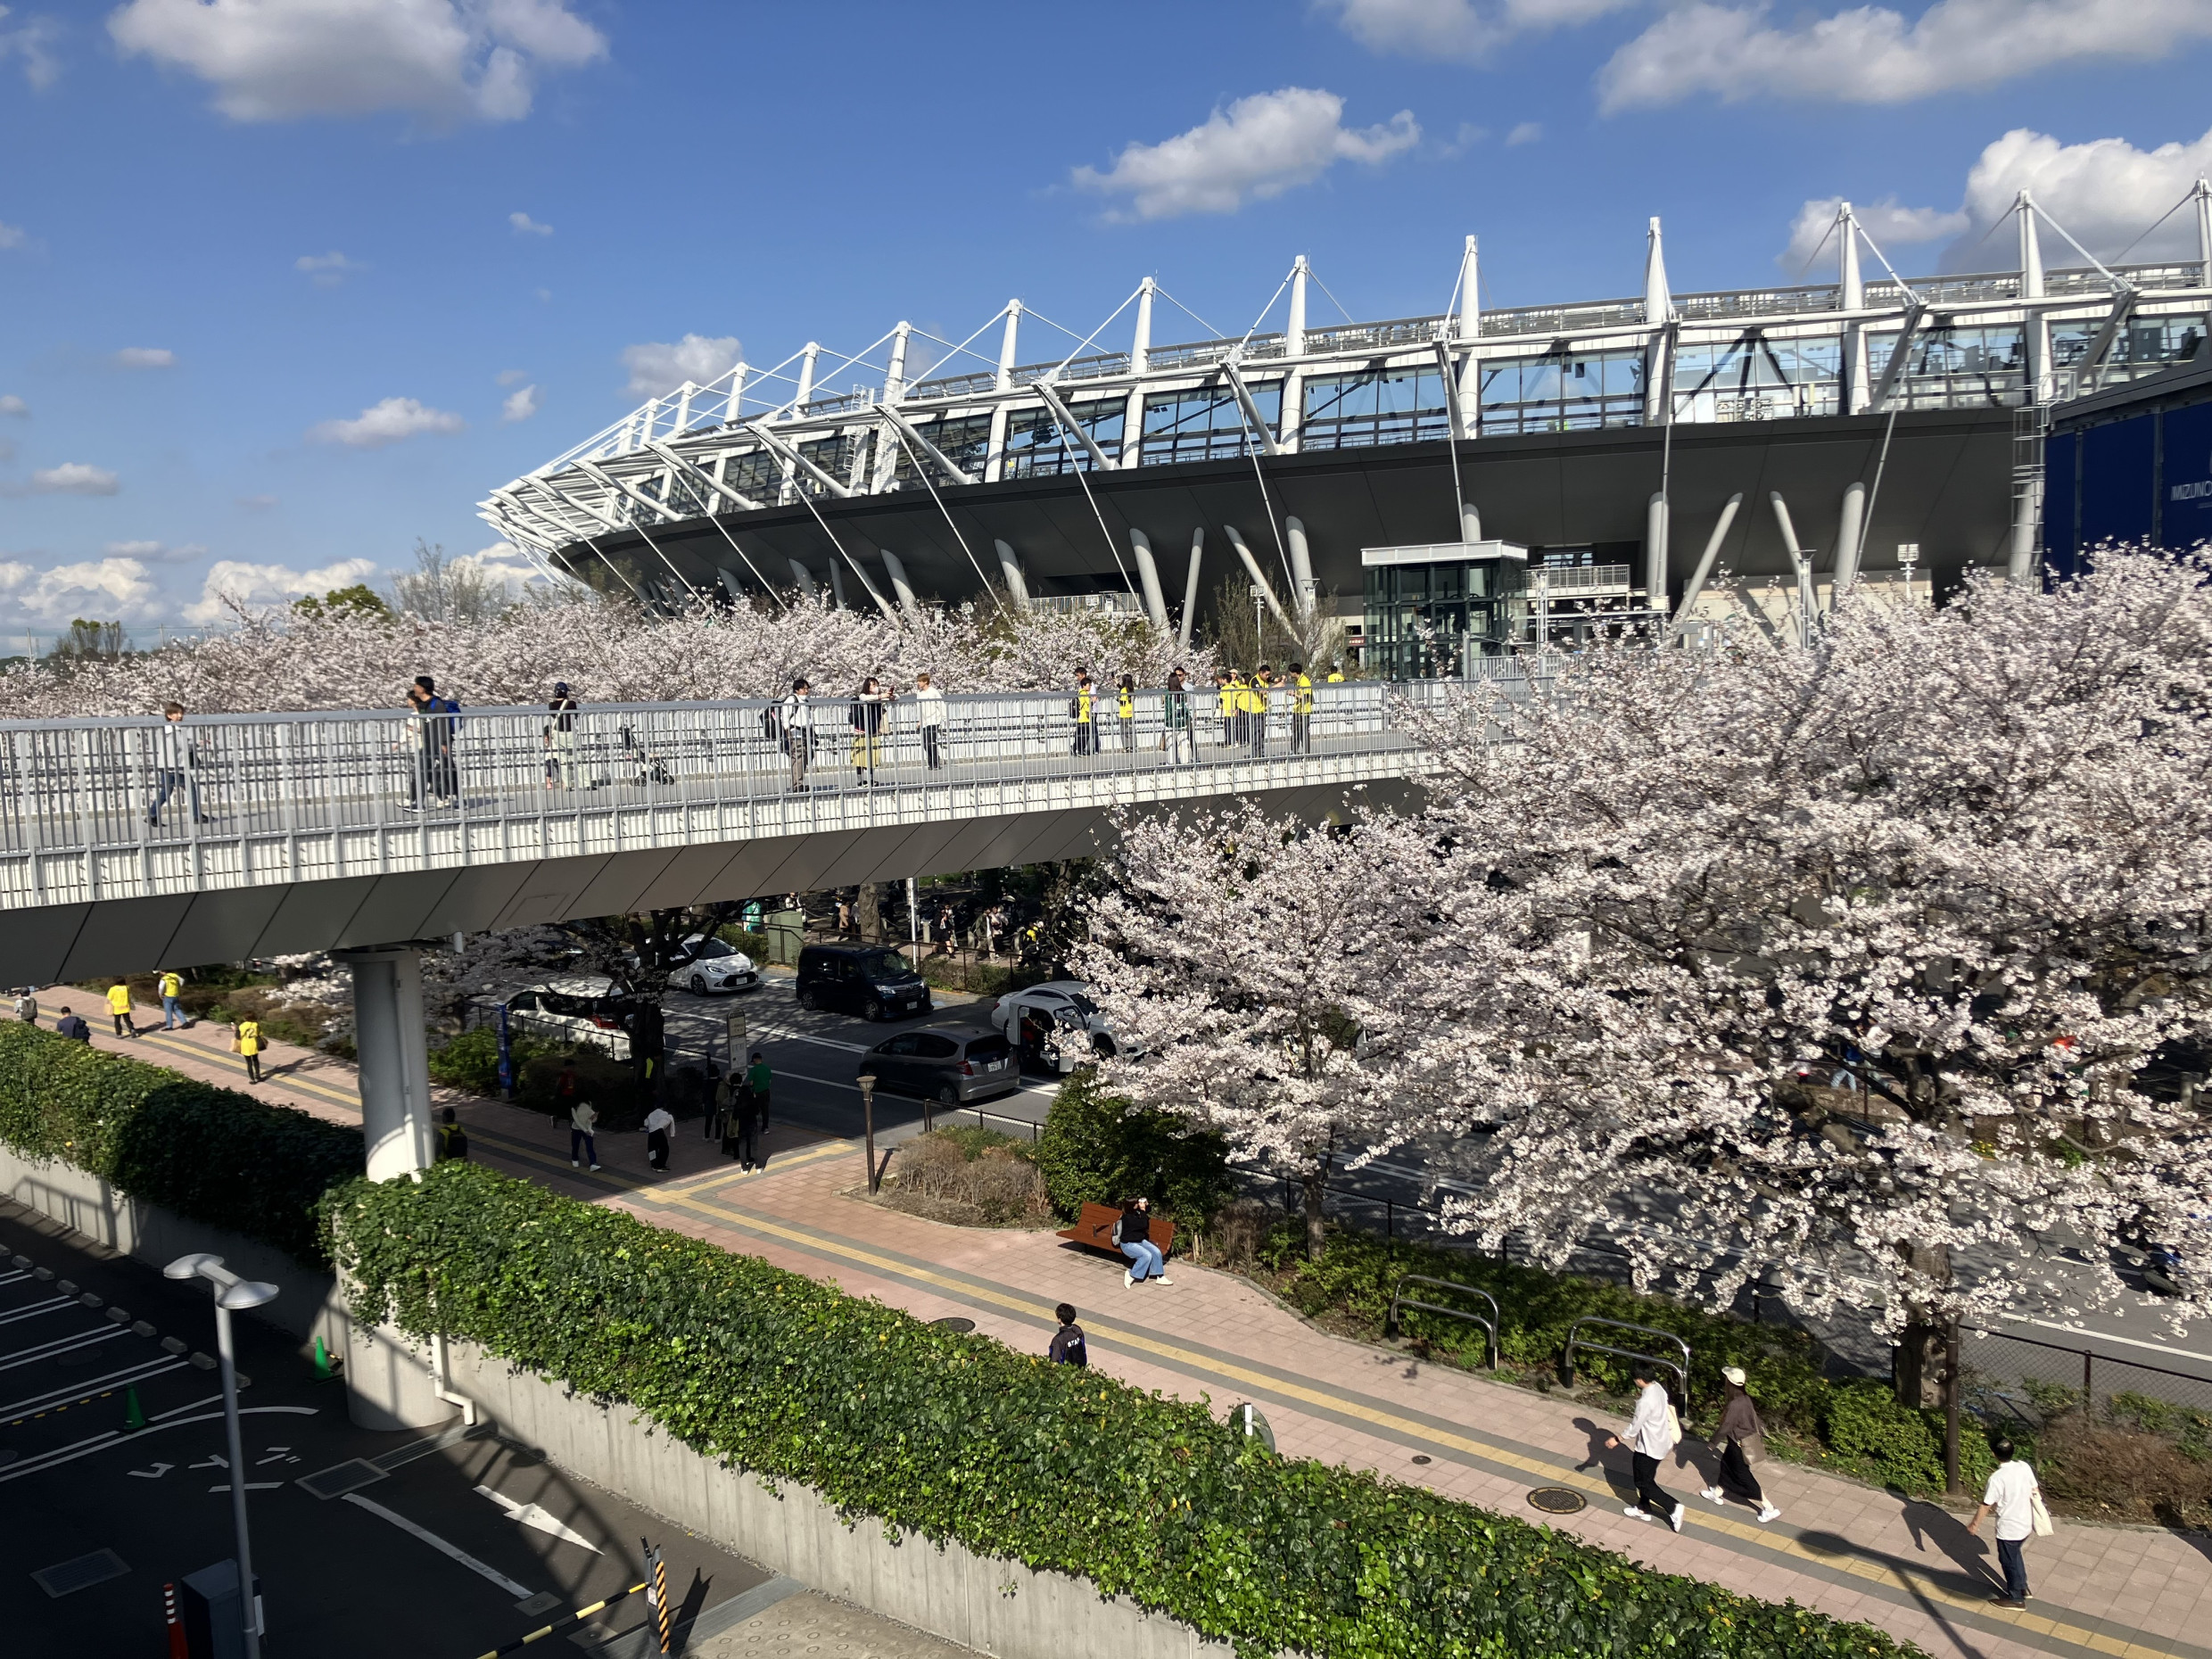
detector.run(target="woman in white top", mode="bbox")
[1605,1372,1685,1531]
[642,1103,674,1172]
[912,673,947,770]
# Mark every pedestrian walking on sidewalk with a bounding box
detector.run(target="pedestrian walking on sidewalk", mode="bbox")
[739,1049,772,1170]
[1605,1373,1685,1531]
[56,1006,90,1042]
[1048,1303,1088,1366]
[1969,1438,2048,1608]
[108,981,138,1038]
[642,1102,674,1171]
[235,1015,262,1083]
[569,1098,600,1170]
[13,989,37,1026]
[435,1106,470,1163]
[1114,1196,1170,1288]
[1701,1366,1782,1523]
[159,970,185,1029]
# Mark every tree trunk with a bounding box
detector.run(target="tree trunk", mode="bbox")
[1301,1168,1327,1261]
[854,882,882,943]
[1893,1240,1953,1409]
[1943,1319,1963,1496]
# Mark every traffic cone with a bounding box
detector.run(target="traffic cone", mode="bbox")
[123,1388,147,1432]
[311,1334,338,1380]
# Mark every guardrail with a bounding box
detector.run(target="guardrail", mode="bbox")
[1385,1274,1499,1368]
[1564,1316,1692,1407]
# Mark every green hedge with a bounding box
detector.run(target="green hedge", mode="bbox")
[328,1161,1922,1659]
[1036,1069,1230,1230]
[0,1021,361,1265]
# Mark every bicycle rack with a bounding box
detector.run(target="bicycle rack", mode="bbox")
[1563,1316,1691,1407]
[1386,1275,1500,1369]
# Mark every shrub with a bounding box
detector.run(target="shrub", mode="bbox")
[426,1026,549,1096]
[326,1161,1921,1659]
[880,1128,1049,1226]
[1035,1070,1229,1230]
[0,1021,360,1265]
[1819,1381,1995,1493]
[513,1047,649,1128]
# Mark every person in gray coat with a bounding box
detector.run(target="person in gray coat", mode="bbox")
[1701,1365,1782,1523]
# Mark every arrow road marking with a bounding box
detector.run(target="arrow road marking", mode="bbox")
[473,1484,604,1553]
[128,1463,173,1480]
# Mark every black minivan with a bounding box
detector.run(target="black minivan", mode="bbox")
[795,945,932,1021]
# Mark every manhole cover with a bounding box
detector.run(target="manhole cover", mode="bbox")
[1526,1486,1588,1515]
[930,1316,976,1333]
[33,1549,129,1598]
[1410,1454,1432,1465]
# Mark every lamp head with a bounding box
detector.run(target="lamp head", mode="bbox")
[219,1280,279,1313]
[164,1252,223,1281]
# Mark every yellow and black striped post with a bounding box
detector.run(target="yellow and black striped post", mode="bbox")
[643,1539,673,1655]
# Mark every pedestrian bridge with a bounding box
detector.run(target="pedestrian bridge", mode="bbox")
[0,681,1457,983]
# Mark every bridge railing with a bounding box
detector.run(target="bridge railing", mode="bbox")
[0,678,1527,878]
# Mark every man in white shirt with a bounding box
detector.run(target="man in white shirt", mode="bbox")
[912,673,946,770]
[1968,1438,2041,1606]
[1604,1372,1685,1531]
[642,1103,675,1172]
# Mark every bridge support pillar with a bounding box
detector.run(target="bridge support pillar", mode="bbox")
[334,945,450,1432]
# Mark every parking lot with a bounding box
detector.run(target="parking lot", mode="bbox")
[0,1197,966,1658]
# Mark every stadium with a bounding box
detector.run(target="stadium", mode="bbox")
[482,192,2212,671]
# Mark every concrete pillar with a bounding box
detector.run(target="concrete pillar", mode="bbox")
[1461,500,1482,543]
[2009,471,2043,587]
[725,362,747,424]
[885,322,910,406]
[1284,516,1317,621]
[1770,491,1816,646]
[1287,257,1309,358]
[2019,192,2051,404]
[880,550,919,616]
[1835,479,1867,593]
[1644,492,1669,610]
[993,540,1031,609]
[788,558,817,600]
[1223,524,1293,632]
[795,343,821,409]
[1179,528,1205,651]
[829,559,849,610]
[1839,202,1870,414]
[996,301,1021,392]
[1131,280,1153,376]
[1127,529,1169,629]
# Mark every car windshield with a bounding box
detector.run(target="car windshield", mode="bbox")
[689,938,737,959]
[1061,990,1099,1017]
[858,950,909,979]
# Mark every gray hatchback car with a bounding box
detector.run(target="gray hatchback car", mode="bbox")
[856,1024,1019,1107]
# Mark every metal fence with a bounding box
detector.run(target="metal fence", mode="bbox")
[1960,1322,2212,1417]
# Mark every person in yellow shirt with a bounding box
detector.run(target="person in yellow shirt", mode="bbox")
[1288,662,1315,753]
[1071,668,1096,756]
[1248,665,1273,755]
[235,1016,262,1084]
[158,970,185,1030]
[1217,670,1242,748]
[105,980,137,1039]
[1115,673,1136,753]
[1326,659,1346,683]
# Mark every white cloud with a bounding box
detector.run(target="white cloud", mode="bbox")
[0,6,62,90]
[1780,194,1970,271]
[1072,87,1421,222]
[0,557,164,627]
[309,395,466,448]
[103,538,206,564]
[295,249,364,286]
[111,346,176,368]
[619,334,743,399]
[21,462,120,496]
[182,557,380,623]
[1321,0,1640,62]
[0,394,26,416]
[0,220,29,250]
[495,367,529,386]
[1954,124,2212,266]
[508,210,551,235]
[107,0,607,125]
[460,541,546,587]
[500,383,541,423]
[1505,120,1542,145]
[1599,0,2212,114]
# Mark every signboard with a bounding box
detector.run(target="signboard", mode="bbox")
[2163,400,2212,549]
[725,1009,747,1066]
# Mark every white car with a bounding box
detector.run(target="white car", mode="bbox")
[504,975,634,1059]
[990,980,1120,1073]
[673,935,761,996]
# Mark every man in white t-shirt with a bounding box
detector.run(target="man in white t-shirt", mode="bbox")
[1967,1437,2041,1607]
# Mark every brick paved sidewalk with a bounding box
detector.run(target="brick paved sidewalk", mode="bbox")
[27,994,2209,1659]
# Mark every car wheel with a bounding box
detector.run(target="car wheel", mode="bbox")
[689,973,708,995]
[936,1082,957,1107]
[864,995,885,1021]
[797,987,818,1011]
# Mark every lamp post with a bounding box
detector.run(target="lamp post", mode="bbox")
[166,1252,277,1659]
[857,1073,879,1193]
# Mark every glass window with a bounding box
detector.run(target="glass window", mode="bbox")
[915,1034,959,1059]
[1138,382,1280,465]
[961,1034,1011,1060]
[1002,398,1126,477]
[1668,334,1839,424]
[1862,323,2024,410]
[889,414,991,490]
[719,447,780,503]
[796,432,863,496]
[1360,559,1528,679]
[1301,365,1451,450]
[857,948,908,978]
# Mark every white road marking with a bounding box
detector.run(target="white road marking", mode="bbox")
[0,1296,74,1327]
[0,1406,317,1486]
[2003,1316,2212,1368]
[0,1324,127,1372]
[191,1455,227,1470]
[0,1354,187,1420]
[473,1484,604,1553]
[128,1463,173,1479]
[255,1452,291,1465]
[343,1493,536,1599]
[210,1482,284,1492]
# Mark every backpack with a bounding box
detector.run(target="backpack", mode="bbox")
[762,704,784,741]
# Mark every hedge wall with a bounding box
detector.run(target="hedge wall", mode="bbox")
[328,1160,1923,1659]
[0,1022,362,1265]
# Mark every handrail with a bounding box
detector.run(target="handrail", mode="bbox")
[1564,1315,1691,1407]
[1386,1274,1499,1369]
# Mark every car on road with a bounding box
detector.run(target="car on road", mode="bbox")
[856,1024,1019,1106]
[991,980,1120,1071]
[672,935,762,995]
[503,974,639,1059]
[796,944,932,1021]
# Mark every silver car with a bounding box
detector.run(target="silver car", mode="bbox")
[673,936,761,996]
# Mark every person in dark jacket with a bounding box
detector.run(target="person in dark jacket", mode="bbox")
[1048,1303,1088,1366]
[55,1006,90,1042]
[1701,1366,1781,1522]
[1113,1196,1169,1288]
[435,1105,470,1162]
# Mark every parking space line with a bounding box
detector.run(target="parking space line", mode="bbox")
[0,1325,128,1372]
[2,1354,188,1423]
[342,1492,537,1602]
[0,1296,76,1327]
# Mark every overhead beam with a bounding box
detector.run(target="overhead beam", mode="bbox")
[1867,301,1928,412]
[876,404,977,486]
[645,440,763,512]
[1217,358,1281,456]
[744,422,854,499]
[575,458,688,527]
[1031,380,1119,472]
[2077,288,2142,393]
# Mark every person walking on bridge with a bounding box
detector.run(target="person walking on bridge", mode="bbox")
[1288,663,1314,754]
[544,681,580,791]
[1115,673,1136,753]
[912,672,946,771]
[780,677,814,792]
[850,676,888,788]
[1071,668,1096,756]
[1163,669,1193,765]
[148,702,207,828]
[402,675,460,812]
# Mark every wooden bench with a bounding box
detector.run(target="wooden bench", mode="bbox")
[1057,1201,1176,1258]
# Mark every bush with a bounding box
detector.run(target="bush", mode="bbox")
[326,1161,1921,1659]
[1819,1381,1996,1493]
[1035,1070,1229,1231]
[513,1047,649,1128]
[880,1128,1049,1226]
[426,1027,550,1096]
[0,1021,360,1265]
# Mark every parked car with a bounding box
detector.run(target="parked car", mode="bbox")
[672,936,761,996]
[795,945,932,1021]
[503,975,639,1060]
[990,981,1119,1072]
[856,1024,1019,1106]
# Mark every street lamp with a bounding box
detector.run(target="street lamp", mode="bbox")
[165,1252,276,1659]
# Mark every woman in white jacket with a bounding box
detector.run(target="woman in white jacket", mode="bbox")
[1605,1372,1686,1531]
[912,673,946,770]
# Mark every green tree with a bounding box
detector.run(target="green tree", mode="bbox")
[293,583,392,622]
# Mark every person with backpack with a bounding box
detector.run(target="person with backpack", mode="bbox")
[55,1006,90,1042]
[402,675,460,811]
[435,1106,470,1162]
[1968,1438,2049,1608]
[12,990,37,1027]
[544,681,581,791]
[1605,1372,1686,1531]
[1048,1303,1088,1366]
[1701,1366,1782,1523]
[780,677,813,791]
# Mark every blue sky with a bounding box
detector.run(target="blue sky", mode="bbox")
[5,0,2212,642]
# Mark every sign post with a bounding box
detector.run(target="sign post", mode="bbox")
[858,1073,879,1193]
[496,1003,514,1100]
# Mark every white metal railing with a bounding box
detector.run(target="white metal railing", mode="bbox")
[0,682,1505,912]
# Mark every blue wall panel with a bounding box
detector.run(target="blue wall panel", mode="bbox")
[2159,400,2212,550]
[2043,429,2078,577]
[2078,414,2156,549]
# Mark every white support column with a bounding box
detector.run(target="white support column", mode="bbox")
[1461,500,1482,543]
[1642,218,1673,425]
[788,558,817,600]
[2019,192,2051,404]
[795,343,821,409]
[1124,280,1157,465]
[1835,479,1867,594]
[993,539,1031,609]
[1456,235,1482,425]
[725,363,747,424]
[1179,527,1205,651]
[997,301,1021,391]
[1644,492,1669,609]
[1131,279,1153,376]
[2196,178,2212,339]
[1287,256,1309,358]
[880,550,920,616]
[886,322,911,406]
[1675,492,1743,626]
[1127,528,1169,629]
[1839,202,1870,414]
[1285,515,1317,622]
[673,382,696,436]
[635,400,659,452]
[985,404,1011,483]
[829,558,849,609]
[1770,491,1817,646]
[1223,524,1293,631]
